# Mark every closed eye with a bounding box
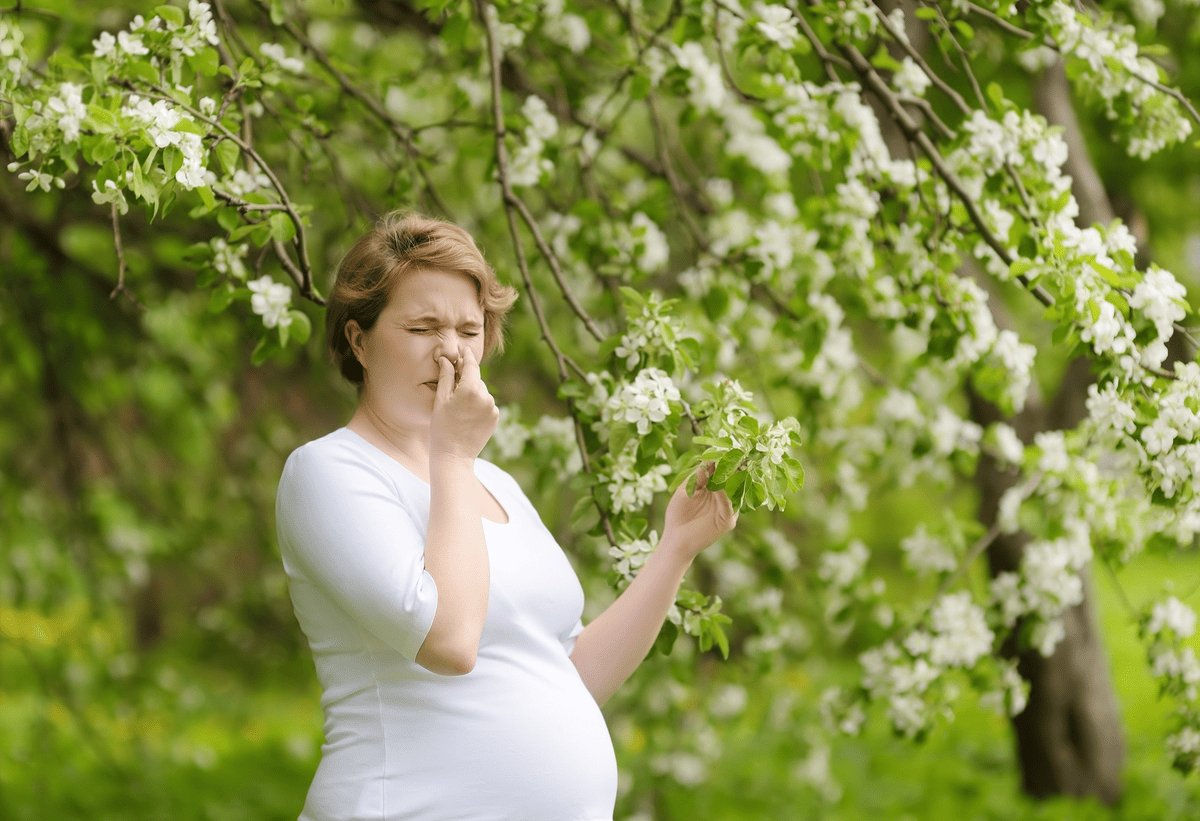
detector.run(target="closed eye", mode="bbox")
[410,329,479,336]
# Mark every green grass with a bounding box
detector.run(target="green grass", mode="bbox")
[2,550,1198,819]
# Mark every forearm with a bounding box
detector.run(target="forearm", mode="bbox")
[418,455,490,673]
[569,532,694,706]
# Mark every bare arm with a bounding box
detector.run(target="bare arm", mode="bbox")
[415,454,490,675]
[568,461,738,705]
[567,532,694,706]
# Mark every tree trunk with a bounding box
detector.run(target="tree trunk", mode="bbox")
[960,58,1126,803]
[968,386,1125,803]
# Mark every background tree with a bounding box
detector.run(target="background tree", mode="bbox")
[3,0,1200,817]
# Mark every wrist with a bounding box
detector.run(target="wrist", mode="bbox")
[655,529,697,568]
[430,451,476,472]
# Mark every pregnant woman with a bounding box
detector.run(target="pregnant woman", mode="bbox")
[274,210,739,820]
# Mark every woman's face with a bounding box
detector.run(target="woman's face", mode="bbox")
[348,267,486,423]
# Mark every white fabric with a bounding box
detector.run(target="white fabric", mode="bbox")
[275,426,617,820]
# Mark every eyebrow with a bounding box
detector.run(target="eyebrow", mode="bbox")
[404,315,483,326]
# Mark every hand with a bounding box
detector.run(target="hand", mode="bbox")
[429,346,499,461]
[662,461,739,560]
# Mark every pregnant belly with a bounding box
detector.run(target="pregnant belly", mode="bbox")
[403,672,617,818]
[309,669,618,820]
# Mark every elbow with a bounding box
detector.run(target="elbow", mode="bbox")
[415,638,478,676]
[442,646,478,676]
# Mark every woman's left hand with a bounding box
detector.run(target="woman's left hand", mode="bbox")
[662,460,739,560]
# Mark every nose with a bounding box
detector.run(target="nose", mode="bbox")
[434,341,465,374]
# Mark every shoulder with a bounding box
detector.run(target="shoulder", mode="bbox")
[279,429,392,492]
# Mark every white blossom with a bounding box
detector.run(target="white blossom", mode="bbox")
[260,42,304,73]
[93,31,117,59]
[542,0,591,54]
[754,3,799,50]
[247,275,293,329]
[602,368,680,436]
[46,82,86,142]
[1148,596,1197,639]
[670,42,726,112]
[900,525,957,575]
[818,540,869,588]
[117,30,149,57]
[929,592,994,667]
[893,58,930,98]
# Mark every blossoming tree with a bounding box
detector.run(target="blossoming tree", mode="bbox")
[4,0,1200,812]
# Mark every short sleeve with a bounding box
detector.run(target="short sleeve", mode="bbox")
[275,442,439,661]
[562,617,585,657]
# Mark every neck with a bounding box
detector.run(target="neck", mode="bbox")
[349,393,432,469]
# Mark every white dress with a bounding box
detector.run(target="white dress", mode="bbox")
[275,427,618,820]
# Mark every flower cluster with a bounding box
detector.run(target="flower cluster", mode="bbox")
[893,58,930,98]
[900,524,958,576]
[529,413,583,473]
[1039,0,1193,158]
[721,102,792,178]
[93,2,219,64]
[822,0,878,43]
[752,3,800,51]
[210,237,249,281]
[600,367,681,437]
[121,95,212,189]
[247,275,293,329]
[610,211,669,277]
[540,0,590,54]
[669,42,726,113]
[989,520,1092,657]
[508,95,558,187]
[483,4,525,56]
[612,291,688,371]
[259,42,305,74]
[604,445,674,515]
[0,19,26,94]
[852,589,1005,739]
[608,529,659,585]
[1141,595,1200,774]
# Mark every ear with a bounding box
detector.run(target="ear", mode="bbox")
[345,320,365,368]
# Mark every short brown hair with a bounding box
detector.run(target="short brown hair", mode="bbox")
[325,210,519,388]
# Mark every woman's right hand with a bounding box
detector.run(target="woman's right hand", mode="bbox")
[429,346,499,461]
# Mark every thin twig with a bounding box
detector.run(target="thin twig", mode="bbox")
[107,203,141,308]
[476,0,616,548]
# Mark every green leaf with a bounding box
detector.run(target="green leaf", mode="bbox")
[652,620,678,657]
[216,207,240,232]
[986,82,1005,111]
[251,333,281,365]
[189,47,219,78]
[87,104,117,132]
[269,0,286,24]
[712,621,730,659]
[156,4,185,27]
[442,11,469,48]
[162,146,183,179]
[228,222,261,242]
[196,185,216,210]
[172,118,206,136]
[629,73,650,101]
[269,212,296,243]
[287,311,311,345]
[208,286,236,313]
[126,60,160,85]
[215,140,240,176]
